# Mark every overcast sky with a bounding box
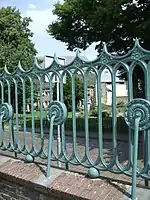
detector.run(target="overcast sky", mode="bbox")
[0,0,98,60]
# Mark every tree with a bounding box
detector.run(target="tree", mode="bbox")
[47,0,150,98]
[0,7,37,112]
[0,7,37,70]
[37,57,44,65]
[48,0,150,54]
[53,76,84,111]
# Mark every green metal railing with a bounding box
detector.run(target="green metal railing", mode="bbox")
[0,39,150,199]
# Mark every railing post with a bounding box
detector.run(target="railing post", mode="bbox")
[46,101,68,178]
[56,81,61,168]
[124,98,150,200]
[131,114,140,200]
[11,120,17,158]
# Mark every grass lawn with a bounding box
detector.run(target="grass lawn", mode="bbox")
[15,111,46,119]
[68,112,72,118]
[16,111,72,119]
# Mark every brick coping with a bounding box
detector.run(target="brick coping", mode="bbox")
[0,155,149,200]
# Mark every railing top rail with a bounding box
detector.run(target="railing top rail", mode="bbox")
[0,38,150,78]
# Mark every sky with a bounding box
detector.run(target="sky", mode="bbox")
[0,0,98,61]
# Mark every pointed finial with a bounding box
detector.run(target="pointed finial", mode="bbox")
[4,64,9,73]
[34,57,39,66]
[54,53,58,62]
[18,60,25,72]
[134,37,140,46]
[18,60,21,67]
[74,48,81,57]
[102,42,108,52]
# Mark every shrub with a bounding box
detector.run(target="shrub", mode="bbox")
[117,101,125,107]
[19,113,128,134]
[102,111,110,118]
[89,107,110,118]
[90,108,98,117]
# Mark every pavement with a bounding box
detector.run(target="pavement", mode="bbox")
[20,127,130,141]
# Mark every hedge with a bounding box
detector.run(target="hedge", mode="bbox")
[20,117,128,134]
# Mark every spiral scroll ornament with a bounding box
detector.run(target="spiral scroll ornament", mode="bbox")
[0,103,13,122]
[46,101,68,125]
[124,98,150,131]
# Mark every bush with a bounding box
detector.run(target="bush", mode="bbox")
[102,111,110,118]
[90,108,98,117]
[117,101,125,107]
[20,115,128,134]
[89,107,110,118]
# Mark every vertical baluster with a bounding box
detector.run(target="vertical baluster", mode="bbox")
[30,76,35,152]
[22,78,27,151]
[57,78,61,167]
[0,80,4,103]
[60,72,68,169]
[84,71,90,161]
[14,78,18,145]
[112,73,117,163]
[71,73,77,159]
[132,116,141,200]
[0,80,4,147]
[7,79,13,150]
[39,76,44,141]
[13,78,18,157]
[97,72,103,164]
[144,62,150,186]
[128,71,133,166]
[47,115,55,178]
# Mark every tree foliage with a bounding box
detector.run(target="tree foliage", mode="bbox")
[48,0,150,54]
[48,0,149,98]
[0,7,37,70]
[0,7,37,112]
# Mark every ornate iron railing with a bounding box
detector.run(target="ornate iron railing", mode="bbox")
[0,39,150,199]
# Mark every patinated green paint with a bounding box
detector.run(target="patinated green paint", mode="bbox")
[0,39,150,199]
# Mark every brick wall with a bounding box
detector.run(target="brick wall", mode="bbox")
[0,178,58,200]
[0,155,134,200]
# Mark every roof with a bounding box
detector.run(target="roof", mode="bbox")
[37,56,124,85]
[62,56,88,65]
[81,70,124,87]
[37,56,89,68]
